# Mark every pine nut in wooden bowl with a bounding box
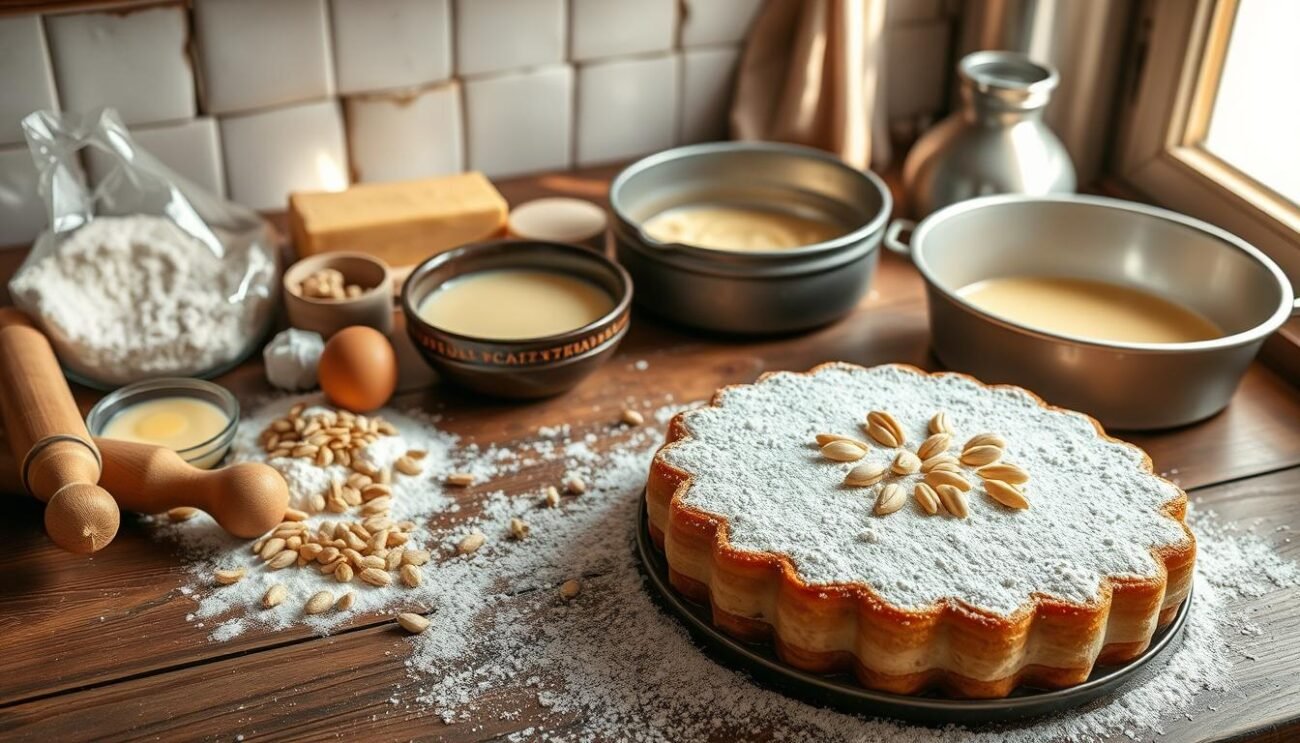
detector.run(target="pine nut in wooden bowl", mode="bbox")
[284,252,393,338]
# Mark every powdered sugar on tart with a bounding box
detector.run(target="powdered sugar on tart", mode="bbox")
[659,363,1191,616]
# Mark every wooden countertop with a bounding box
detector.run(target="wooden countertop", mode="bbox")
[1,167,1298,742]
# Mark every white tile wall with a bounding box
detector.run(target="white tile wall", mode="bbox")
[0,146,45,246]
[332,0,452,94]
[571,0,675,62]
[345,83,463,182]
[0,16,58,146]
[455,0,565,77]
[194,0,334,114]
[680,46,741,144]
[0,0,957,237]
[680,0,764,47]
[464,65,573,178]
[86,118,226,198]
[44,4,195,126]
[219,100,348,210]
[576,55,677,166]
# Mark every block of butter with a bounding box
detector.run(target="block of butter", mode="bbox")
[288,172,508,266]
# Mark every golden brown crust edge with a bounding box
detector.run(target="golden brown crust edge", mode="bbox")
[645,362,1196,698]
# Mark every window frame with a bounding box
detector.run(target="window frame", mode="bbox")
[1112,0,1300,285]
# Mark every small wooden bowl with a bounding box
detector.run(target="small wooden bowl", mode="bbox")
[401,240,633,398]
[283,252,393,338]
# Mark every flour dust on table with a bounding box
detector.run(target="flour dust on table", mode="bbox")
[152,396,1299,741]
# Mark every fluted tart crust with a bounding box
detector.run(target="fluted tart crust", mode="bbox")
[646,363,1195,698]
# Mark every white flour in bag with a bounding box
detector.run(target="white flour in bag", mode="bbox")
[9,215,271,384]
[158,396,1299,742]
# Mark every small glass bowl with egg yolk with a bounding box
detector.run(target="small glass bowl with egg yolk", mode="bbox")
[86,378,240,470]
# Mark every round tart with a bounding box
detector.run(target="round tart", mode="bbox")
[646,363,1195,698]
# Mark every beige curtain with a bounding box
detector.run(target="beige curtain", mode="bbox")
[731,0,891,171]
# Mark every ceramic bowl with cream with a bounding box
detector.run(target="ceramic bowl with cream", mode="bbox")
[610,141,891,334]
[885,194,1298,429]
[86,378,240,469]
[401,240,632,398]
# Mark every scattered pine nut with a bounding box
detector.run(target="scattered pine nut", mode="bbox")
[543,486,561,508]
[214,568,245,585]
[821,440,867,462]
[168,507,199,522]
[385,548,405,571]
[401,564,422,588]
[394,455,422,476]
[405,449,427,460]
[335,591,356,611]
[262,583,286,608]
[359,567,392,586]
[564,476,586,495]
[815,433,869,448]
[457,531,486,555]
[844,462,887,487]
[865,410,905,448]
[259,537,287,561]
[360,483,391,501]
[397,612,430,634]
[446,472,475,487]
[508,517,530,541]
[282,508,309,522]
[929,411,954,435]
[620,408,644,426]
[358,555,386,571]
[402,549,431,567]
[305,590,334,615]
[267,550,298,570]
[559,579,581,601]
[963,432,1007,451]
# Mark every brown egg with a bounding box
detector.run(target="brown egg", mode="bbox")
[318,326,398,412]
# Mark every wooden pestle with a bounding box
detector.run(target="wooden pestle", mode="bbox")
[96,438,289,538]
[0,308,120,553]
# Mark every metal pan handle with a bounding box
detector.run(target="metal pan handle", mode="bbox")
[884,219,916,257]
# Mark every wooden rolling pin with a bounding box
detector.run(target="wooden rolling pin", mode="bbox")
[96,439,289,537]
[0,308,120,553]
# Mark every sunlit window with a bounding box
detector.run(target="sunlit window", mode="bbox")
[1203,0,1300,204]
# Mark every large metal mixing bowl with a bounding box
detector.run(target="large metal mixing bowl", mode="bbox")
[609,142,892,334]
[886,194,1298,429]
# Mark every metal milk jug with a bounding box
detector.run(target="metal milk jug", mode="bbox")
[903,50,1076,218]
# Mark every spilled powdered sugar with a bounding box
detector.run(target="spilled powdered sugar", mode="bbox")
[157,395,460,637]
[154,393,1298,741]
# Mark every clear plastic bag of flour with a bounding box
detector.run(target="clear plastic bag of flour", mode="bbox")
[9,108,279,388]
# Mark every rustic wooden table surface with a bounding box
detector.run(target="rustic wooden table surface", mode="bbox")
[0,167,1297,743]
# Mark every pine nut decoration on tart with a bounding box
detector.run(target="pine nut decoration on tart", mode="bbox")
[645,363,1195,698]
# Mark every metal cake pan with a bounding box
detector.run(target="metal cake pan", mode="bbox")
[635,497,1190,725]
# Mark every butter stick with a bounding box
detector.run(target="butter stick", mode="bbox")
[288,172,508,267]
